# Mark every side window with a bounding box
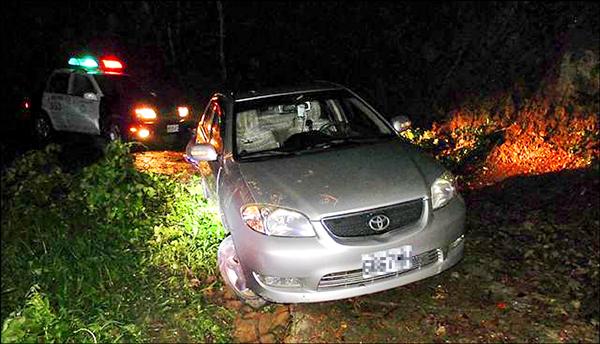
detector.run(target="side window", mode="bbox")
[210,101,224,152]
[198,102,216,142]
[47,73,70,94]
[339,98,382,134]
[70,74,96,97]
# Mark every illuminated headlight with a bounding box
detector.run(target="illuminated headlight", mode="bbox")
[431,171,457,210]
[177,106,190,118]
[241,205,315,237]
[134,107,157,120]
[253,272,302,288]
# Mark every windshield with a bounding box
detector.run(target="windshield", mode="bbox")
[94,74,147,99]
[234,89,394,159]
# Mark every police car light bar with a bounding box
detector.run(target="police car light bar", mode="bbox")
[100,58,123,71]
[68,55,124,73]
[68,56,99,69]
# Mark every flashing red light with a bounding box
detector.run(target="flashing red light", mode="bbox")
[99,57,124,72]
[102,60,122,69]
[24,101,30,109]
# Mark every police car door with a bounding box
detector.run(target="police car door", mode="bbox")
[41,71,70,131]
[68,73,101,134]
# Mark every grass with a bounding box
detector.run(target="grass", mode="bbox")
[1,142,231,342]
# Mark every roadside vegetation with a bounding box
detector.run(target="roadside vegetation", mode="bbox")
[1,143,230,342]
[1,77,598,342]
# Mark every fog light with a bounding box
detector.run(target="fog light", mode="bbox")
[449,234,464,250]
[138,128,150,139]
[253,272,301,288]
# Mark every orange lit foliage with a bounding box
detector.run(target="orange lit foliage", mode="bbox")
[404,93,599,188]
[478,99,597,186]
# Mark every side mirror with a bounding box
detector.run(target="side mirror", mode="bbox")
[188,143,218,162]
[391,115,411,133]
[83,92,99,101]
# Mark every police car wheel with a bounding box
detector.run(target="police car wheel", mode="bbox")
[106,123,122,142]
[34,114,53,142]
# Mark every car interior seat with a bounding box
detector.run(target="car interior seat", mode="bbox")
[236,109,280,153]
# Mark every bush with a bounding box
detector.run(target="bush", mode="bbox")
[1,142,231,343]
[401,92,598,187]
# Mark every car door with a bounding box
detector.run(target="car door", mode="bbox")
[68,73,101,134]
[196,98,225,200]
[41,72,70,131]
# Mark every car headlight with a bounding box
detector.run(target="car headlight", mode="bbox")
[134,107,157,120]
[241,205,315,237]
[177,106,190,118]
[431,171,456,210]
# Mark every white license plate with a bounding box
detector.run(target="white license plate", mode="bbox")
[362,245,413,278]
[166,124,179,133]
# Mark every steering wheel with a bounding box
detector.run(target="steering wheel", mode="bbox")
[318,122,338,134]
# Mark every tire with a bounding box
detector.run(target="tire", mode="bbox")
[33,112,54,144]
[100,113,122,143]
[106,122,122,142]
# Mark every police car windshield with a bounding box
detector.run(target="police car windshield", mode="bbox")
[94,74,147,98]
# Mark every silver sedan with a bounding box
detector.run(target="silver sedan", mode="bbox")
[185,82,465,305]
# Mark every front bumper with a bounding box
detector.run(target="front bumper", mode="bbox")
[125,120,194,143]
[230,196,466,304]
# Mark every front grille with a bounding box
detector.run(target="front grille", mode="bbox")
[322,199,424,238]
[318,248,441,290]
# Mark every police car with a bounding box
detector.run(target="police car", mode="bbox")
[32,54,194,144]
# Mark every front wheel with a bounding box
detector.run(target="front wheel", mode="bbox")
[33,113,54,143]
[105,122,122,142]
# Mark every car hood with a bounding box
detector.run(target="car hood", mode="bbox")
[237,139,442,220]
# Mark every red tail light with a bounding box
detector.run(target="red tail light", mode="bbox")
[99,57,124,73]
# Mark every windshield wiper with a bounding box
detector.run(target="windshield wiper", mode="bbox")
[293,135,395,154]
[238,148,293,160]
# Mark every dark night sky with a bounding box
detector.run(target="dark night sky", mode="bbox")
[1,1,598,126]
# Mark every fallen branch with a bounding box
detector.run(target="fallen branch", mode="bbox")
[361,299,404,308]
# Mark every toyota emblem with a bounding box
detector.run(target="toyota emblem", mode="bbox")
[368,214,390,231]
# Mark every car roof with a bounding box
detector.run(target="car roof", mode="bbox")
[52,68,130,77]
[230,81,346,102]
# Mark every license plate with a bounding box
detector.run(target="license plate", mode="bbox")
[166,124,179,133]
[362,245,413,278]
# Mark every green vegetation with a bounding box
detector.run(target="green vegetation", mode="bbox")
[1,143,231,342]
